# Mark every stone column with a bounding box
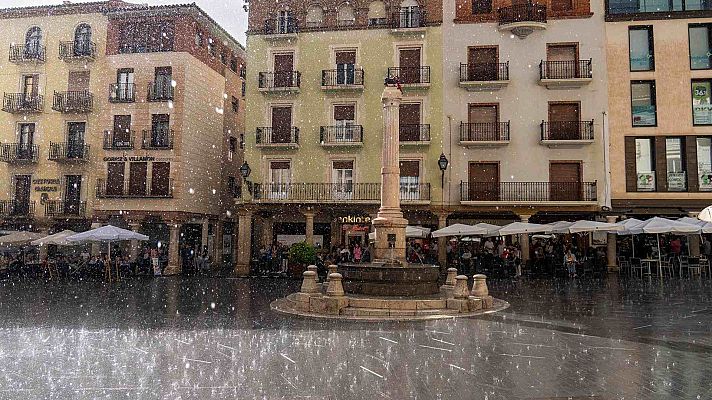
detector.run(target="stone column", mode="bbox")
[519,215,531,265]
[163,223,182,275]
[372,84,409,263]
[688,212,701,257]
[129,222,141,261]
[201,219,209,254]
[261,216,273,248]
[234,210,253,276]
[437,212,449,267]
[90,222,101,256]
[304,209,315,246]
[606,215,618,272]
[214,219,224,265]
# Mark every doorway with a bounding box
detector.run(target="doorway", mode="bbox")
[468,162,500,201]
[64,175,82,215]
[13,175,31,216]
[550,162,582,201]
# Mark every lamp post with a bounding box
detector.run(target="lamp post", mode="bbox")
[438,153,449,191]
[239,161,252,195]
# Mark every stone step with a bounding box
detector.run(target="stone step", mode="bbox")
[348,298,447,310]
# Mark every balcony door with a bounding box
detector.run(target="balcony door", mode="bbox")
[278,10,294,34]
[335,50,356,85]
[154,67,172,98]
[334,104,356,141]
[468,47,498,81]
[67,122,85,158]
[128,162,147,196]
[269,161,291,199]
[271,106,292,143]
[64,175,82,215]
[151,114,170,147]
[399,103,421,141]
[18,123,34,159]
[468,104,499,141]
[550,162,582,201]
[68,71,90,92]
[468,162,499,201]
[116,69,134,101]
[548,102,579,140]
[332,161,354,200]
[74,24,92,56]
[399,48,421,84]
[113,115,132,147]
[13,175,31,216]
[106,162,125,196]
[399,160,420,201]
[22,75,38,102]
[546,44,578,79]
[273,53,294,88]
[151,162,171,196]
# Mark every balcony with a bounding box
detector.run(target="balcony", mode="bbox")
[258,71,301,93]
[109,83,135,103]
[497,2,547,39]
[256,127,299,148]
[141,130,174,150]
[320,125,363,147]
[321,69,364,91]
[0,144,39,163]
[8,44,45,63]
[96,178,174,199]
[2,93,43,113]
[147,81,174,102]
[387,67,430,88]
[539,60,592,89]
[607,0,712,19]
[252,183,430,203]
[460,181,597,205]
[52,91,93,113]
[263,17,298,41]
[390,9,427,34]
[58,41,96,61]
[459,63,510,91]
[0,200,35,218]
[44,200,87,218]
[459,122,510,147]
[103,130,135,150]
[48,142,89,162]
[399,124,430,145]
[540,120,594,147]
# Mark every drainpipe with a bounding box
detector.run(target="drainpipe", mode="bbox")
[602,111,612,210]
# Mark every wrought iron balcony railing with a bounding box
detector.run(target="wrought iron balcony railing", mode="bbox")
[2,93,43,113]
[264,17,299,34]
[321,69,364,87]
[399,124,430,142]
[391,9,426,28]
[9,44,45,63]
[461,181,597,202]
[497,2,547,25]
[460,122,510,142]
[147,81,174,102]
[459,62,509,82]
[103,130,135,150]
[58,41,96,60]
[540,59,592,79]
[109,83,135,103]
[0,144,39,163]
[96,178,174,199]
[142,129,174,150]
[0,200,35,217]
[49,142,89,161]
[52,91,93,113]
[44,200,86,217]
[540,120,594,141]
[387,66,431,85]
[320,125,363,144]
[256,127,299,145]
[252,183,431,202]
[258,71,301,90]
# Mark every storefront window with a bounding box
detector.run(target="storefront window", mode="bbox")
[692,80,712,125]
[666,137,686,191]
[630,26,654,71]
[698,137,712,191]
[635,138,655,191]
[631,81,656,126]
[689,24,712,69]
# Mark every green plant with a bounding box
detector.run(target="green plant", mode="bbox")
[288,242,316,265]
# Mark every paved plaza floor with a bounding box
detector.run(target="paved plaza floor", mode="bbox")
[0,275,710,399]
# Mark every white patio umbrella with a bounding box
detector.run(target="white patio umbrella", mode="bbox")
[0,231,47,246]
[699,205,712,222]
[615,218,644,257]
[547,221,574,232]
[472,223,502,237]
[67,225,148,262]
[31,230,77,246]
[678,217,712,233]
[555,220,624,234]
[629,217,701,276]
[497,222,552,236]
[368,226,431,240]
[431,223,489,238]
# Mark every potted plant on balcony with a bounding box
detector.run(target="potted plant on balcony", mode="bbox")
[288,241,316,278]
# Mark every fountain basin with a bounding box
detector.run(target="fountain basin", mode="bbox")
[338,262,440,296]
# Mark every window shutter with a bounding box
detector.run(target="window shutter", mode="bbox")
[624,137,637,192]
[654,136,667,192]
[332,160,353,170]
[686,136,699,192]
[399,160,419,177]
[334,105,355,121]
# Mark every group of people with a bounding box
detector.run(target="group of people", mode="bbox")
[447,238,523,277]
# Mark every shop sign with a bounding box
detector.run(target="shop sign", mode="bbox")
[637,173,655,191]
[699,171,712,191]
[337,215,372,224]
[342,224,370,232]
[32,178,60,192]
[103,156,156,162]
[693,81,712,125]
[667,172,686,191]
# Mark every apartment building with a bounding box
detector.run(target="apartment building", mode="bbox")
[0,1,246,273]
[239,0,444,274]
[606,0,712,217]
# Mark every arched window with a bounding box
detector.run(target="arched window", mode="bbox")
[337,3,355,26]
[74,24,92,56]
[25,27,42,55]
[367,1,387,26]
[306,5,324,28]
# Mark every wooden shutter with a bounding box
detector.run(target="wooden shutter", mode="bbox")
[113,115,131,143]
[469,105,498,123]
[333,160,353,170]
[128,162,147,196]
[68,71,90,91]
[550,162,581,201]
[151,162,170,196]
[686,136,699,192]
[335,51,356,64]
[654,137,667,192]
[270,161,290,170]
[106,162,125,196]
[624,137,637,192]
[271,107,292,143]
[399,160,419,177]
[547,44,577,62]
[334,105,355,120]
[468,162,499,201]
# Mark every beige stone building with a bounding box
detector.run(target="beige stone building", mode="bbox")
[0,1,246,273]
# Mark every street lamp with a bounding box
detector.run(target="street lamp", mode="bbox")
[438,153,449,189]
[239,161,251,179]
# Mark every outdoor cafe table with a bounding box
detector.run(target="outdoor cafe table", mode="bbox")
[640,259,660,277]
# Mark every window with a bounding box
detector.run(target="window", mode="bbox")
[306,5,325,27]
[629,26,654,71]
[151,162,171,196]
[334,104,356,141]
[239,133,244,149]
[118,22,174,53]
[230,57,238,72]
[241,81,246,97]
[151,114,170,148]
[367,1,387,26]
[336,50,357,84]
[208,38,215,56]
[239,64,246,79]
[332,161,354,199]
[690,24,712,69]
[231,96,239,112]
[472,0,492,14]
[128,162,148,196]
[692,80,712,125]
[228,176,237,196]
[229,136,237,161]
[635,138,655,191]
[114,68,135,101]
[269,161,290,199]
[106,162,125,196]
[631,81,656,126]
[697,137,712,191]
[74,24,92,56]
[153,67,172,100]
[666,137,687,191]
[220,52,228,65]
[25,27,42,55]
[399,103,422,141]
[21,74,38,99]
[194,31,203,47]
[337,4,356,26]
[399,160,420,200]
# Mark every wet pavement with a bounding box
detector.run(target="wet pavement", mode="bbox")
[0,275,711,399]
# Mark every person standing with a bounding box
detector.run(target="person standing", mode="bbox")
[150,247,160,276]
[353,243,362,263]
